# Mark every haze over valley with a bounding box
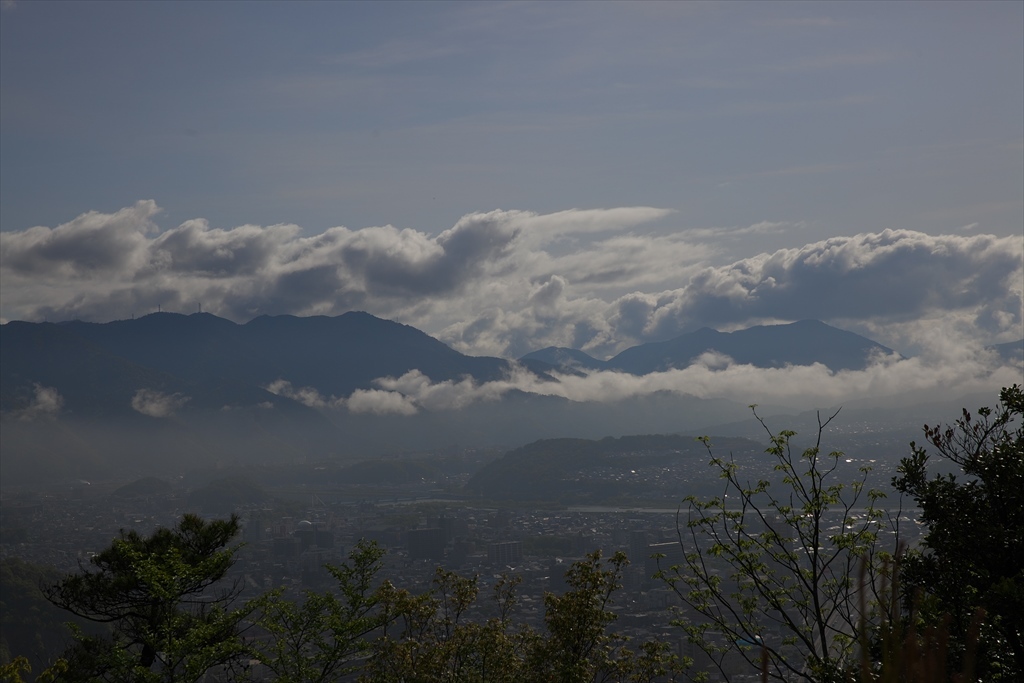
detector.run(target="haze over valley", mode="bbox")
[1,310,1019,487]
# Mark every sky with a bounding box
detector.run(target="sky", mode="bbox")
[1,1,1022,374]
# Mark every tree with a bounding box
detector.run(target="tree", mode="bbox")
[0,656,66,683]
[658,408,897,683]
[892,384,1023,681]
[528,550,684,683]
[248,539,388,683]
[362,567,535,683]
[361,551,683,683]
[44,514,249,683]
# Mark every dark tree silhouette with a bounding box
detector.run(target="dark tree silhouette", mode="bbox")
[44,514,249,683]
[893,384,1023,681]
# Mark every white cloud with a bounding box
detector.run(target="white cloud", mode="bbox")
[513,206,675,246]
[264,379,344,409]
[1,200,159,278]
[2,203,1020,362]
[16,384,64,420]
[131,389,190,418]
[628,229,1024,343]
[346,389,418,416]
[337,349,1019,415]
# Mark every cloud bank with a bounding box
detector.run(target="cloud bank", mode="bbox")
[266,341,1020,416]
[1,202,1021,361]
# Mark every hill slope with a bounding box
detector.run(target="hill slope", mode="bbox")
[58,311,521,396]
[607,320,896,374]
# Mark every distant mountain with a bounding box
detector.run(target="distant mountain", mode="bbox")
[0,313,585,483]
[519,346,608,372]
[1,321,196,418]
[56,311,525,397]
[0,318,348,481]
[606,320,897,374]
[0,319,338,421]
[1,312,900,484]
[0,311,570,482]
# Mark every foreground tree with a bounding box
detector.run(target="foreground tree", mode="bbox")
[362,550,684,683]
[363,568,534,683]
[892,384,1023,681]
[0,657,66,683]
[528,551,684,683]
[658,409,897,683]
[248,540,388,683]
[44,514,249,683]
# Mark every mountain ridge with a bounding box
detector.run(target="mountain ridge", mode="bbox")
[522,319,899,374]
[0,312,936,485]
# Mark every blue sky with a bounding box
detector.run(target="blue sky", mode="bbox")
[3,1,1021,237]
[1,1,1022,374]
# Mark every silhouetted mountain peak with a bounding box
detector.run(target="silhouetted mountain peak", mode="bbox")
[519,346,608,371]
[2,311,532,413]
[607,320,895,374]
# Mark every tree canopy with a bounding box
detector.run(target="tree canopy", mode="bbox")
[44,514,249,683]
[893,384,1023,681]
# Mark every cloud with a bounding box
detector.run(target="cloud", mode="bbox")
[2,203,1020,361]
[513,207,675,246]
[1,201,159,278]
[681,221,800,241]
[632,229,1024,342]
[264,379,344,409]
[150,219,299,277]
[131,389,190,418]
[345,370,515,415]
[346,389,418,416]
[269,370,525,416]
[15,384,64,421]
[336,345,1019,415]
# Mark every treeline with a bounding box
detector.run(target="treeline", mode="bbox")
[1,386,1020,682]
[3,528,682,683]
